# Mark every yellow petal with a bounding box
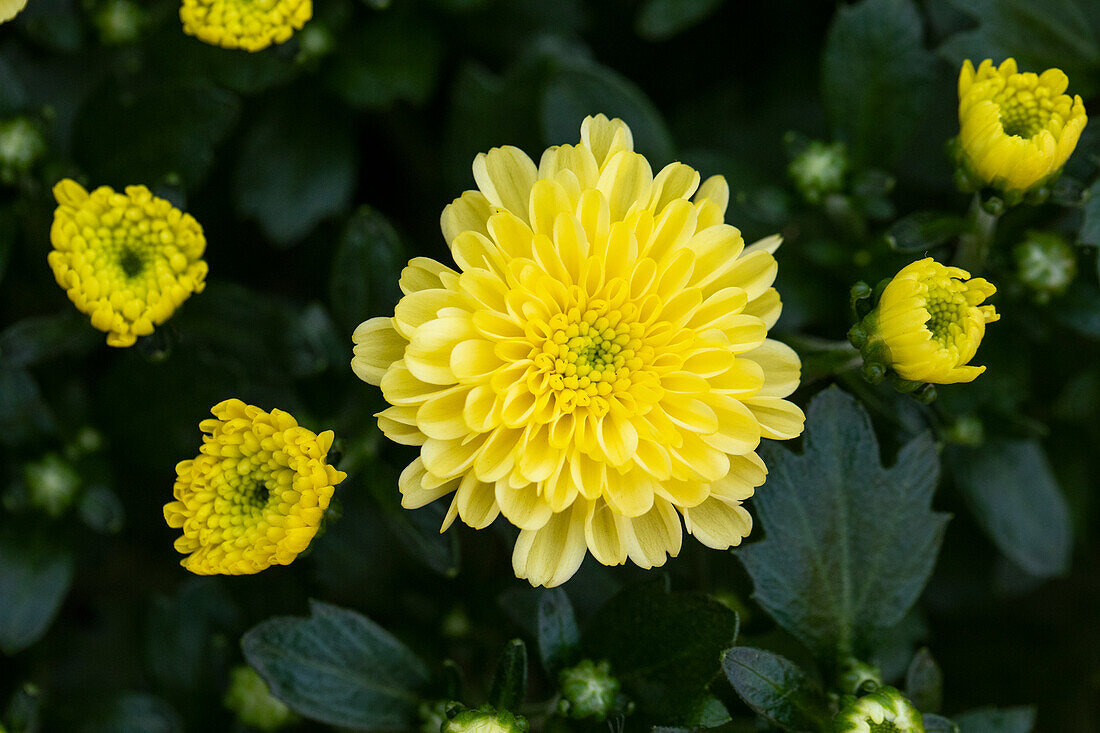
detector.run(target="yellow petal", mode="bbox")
[472,145,538,222]
[441,190,492,245]
[351,317,406,386]
[512,501,588,587]
[681,496,752,550]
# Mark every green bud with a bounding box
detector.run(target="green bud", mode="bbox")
[558,659,621,721]
[1014,230,1076,301]
[789,140,848,204]
[442,705,529,733]
[838,658,882,696]
[24,453,80,517]
[92,0,146,45]
[944,415,983,446]
[296,23,335,64]
[0,118,46,184]
[833,686,924,732]
[223,666,297,732]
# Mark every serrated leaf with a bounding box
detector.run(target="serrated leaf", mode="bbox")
[635,0,725,41]
[540,59,674,166]
[739,387,949,661]
[582,579,738,721]
[0,524,73,655]
[235,96,356,246]
[722,647,830,732]
[242,601,429,729]
[950,439,1071,578]
[939,0,1100,98]
[905,647,943,713]
[75,82,240,189]
[537,588,579,674]
[954,706,1036,733]
[489,639,528,711]
[329,206,405,335]
[822,0,937,167]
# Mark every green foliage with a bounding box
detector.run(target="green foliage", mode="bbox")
[905,648,944,714]
[536,588,579,675]
[634,0,725,41]
[0,525,73,655]
[582,578,738,722]
[954,706,1036,732]
[722,647,831,731]
[950,439,1071,577]
[328,206,406,334]
[234,96,356,246]
[739,387,949,661]
[488,639,528,711]
[822,0,938,167]
[241,600,430,729]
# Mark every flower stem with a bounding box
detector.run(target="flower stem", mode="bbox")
[954,194,999,273]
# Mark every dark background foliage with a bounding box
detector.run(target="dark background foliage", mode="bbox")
[2,0,1100,730]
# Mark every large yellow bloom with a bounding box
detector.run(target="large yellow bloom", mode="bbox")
[49,180,208,348]
[180,0,311,52]
[0,0,27,23]
[873,258,998,385]
[352,115,805,587]
[957,58,1087,196]
[164,399,346,575]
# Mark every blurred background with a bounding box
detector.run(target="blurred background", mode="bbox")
[1,0,1099,729]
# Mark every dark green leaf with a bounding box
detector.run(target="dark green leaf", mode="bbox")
[326,11,441,109]
[950,439,1071,578]
[924,714,961,733]
[77,485,125,534]
[0,367,56,447]
[537,588,579,675]
[329,206,405,334]
[145,579,240,696]
[75,82,240,189]
[905,647,943,713]
[1055,280,1100,339]
[488,639,528,711]
[84,694,183,733]
[241,600,429,729]
[722,647,830,732]
[739,387,949,660]
[366,467,460,577]
[540,59,674,166]
[0,312,100,369]
[939,0,1100,98]
[954,706,1036,733]
[1078,178,1100,246]
[822,0,938,167]
[0,525,74,655]
[635,0,725,41]
[887,212,969,253]
[583,579,738,721]
[235,96,356,246]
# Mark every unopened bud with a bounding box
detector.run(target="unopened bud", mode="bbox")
[223,666,297,731]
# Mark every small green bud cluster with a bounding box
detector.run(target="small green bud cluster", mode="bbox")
[788,139,849,205]
[1013,230,1076,302]
[440,704,529,733]
[0,118,45,184]
[557,659,633,721]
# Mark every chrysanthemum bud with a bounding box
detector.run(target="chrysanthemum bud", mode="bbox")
[1014,230,1076,302]
[788,140,848,204]
[442,705,529,733]
[0,118,45,184]
[558,659,622,721]
[849,258,998,387]
[838,658,883,696]
[25,454,80,517]
[224,666,297,731]
[833,686,924,732]
[952,58,1087,202]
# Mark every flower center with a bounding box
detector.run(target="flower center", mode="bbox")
[118,244,146,278]
[868,721,901,733]
[923,285,968,346]
[994,86,1054,139]
[216,465,275,522]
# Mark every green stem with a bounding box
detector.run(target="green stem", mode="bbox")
[954,194,999,273]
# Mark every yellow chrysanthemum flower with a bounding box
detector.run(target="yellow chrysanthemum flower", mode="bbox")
[0,0,27,23]
[164,399,346,575]
[49,179,208,348]
[352,115,805,587]
[956,58,1087,196]
[180,0,311,52]
[872,258,998,385]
